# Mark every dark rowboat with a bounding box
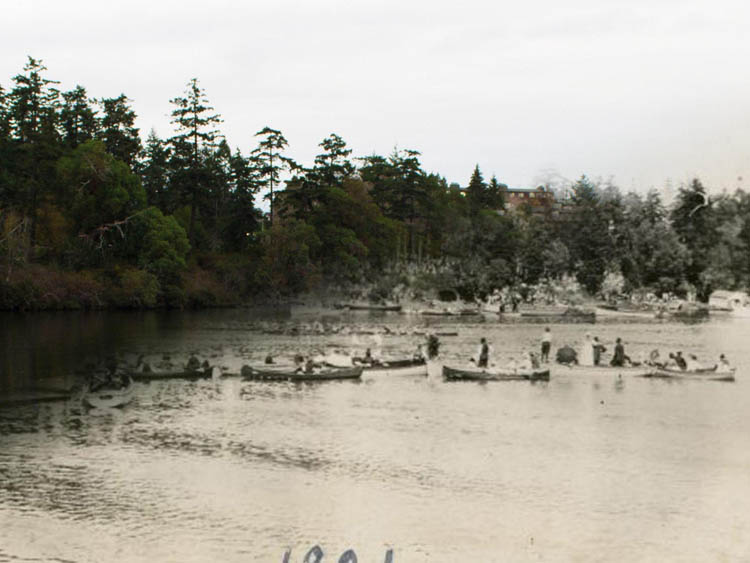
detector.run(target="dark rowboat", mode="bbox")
[241,365,363,381]
[335,303,402,312]
[443,365,550,382]
[643,366,736,382]
[128,367,214,382]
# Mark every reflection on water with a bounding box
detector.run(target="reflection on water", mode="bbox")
[1,310,750,562]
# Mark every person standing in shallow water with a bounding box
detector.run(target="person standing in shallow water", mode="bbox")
[474,337,490,368]
[579,334,595,366]
[541,327,551,363]
[610,337,626,367]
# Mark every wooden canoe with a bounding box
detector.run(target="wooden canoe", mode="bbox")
[241,365,363,382]
[363,358,428,377]
[553,364,652,377]
[642,366,736,382]
[520,310,596,323]
[443,365,550,382]
[127,367,214,381]
[335,303,402,312]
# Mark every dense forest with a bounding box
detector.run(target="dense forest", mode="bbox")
[1,57,750,310]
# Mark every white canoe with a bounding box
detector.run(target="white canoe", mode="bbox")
[363,363,429,377]
[84,380,135,408]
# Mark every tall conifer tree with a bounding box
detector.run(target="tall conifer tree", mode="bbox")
[168,78,223,244]
[250,126,295,225]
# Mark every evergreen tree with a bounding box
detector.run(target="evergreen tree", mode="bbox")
[312,133,354,187]
[141,130,172,211]
[98,94,141,167]
[487,175,505,210]
[670,178,719,298]
[6,57,61,248]
[168,78,223,245]
[0,84,11,140]
[466,164,486,213]
[250,126,296,225]
[560,175,611,293]
[8,57,60,143]
[60,85,98,149]
[222,147,261,251]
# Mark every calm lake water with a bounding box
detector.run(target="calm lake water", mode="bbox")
[1,309,749,562]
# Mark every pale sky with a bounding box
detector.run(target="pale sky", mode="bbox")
[3,0,750,195]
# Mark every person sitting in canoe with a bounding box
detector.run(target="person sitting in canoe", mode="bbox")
[686,354,702,371]
[528,351,541,369]
[667,351,687,370]
[185,355,201,373]
[413,344,426,362]
[471,338,491,368]
[719,354,731,369]
[293,355,317,374]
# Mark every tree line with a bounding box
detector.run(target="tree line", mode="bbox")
[1,56,749,309]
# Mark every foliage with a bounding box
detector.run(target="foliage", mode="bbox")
[2,58,749,309]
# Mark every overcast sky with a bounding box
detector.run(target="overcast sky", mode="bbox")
[3,0,750,195]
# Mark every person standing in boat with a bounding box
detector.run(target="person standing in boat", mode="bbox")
[579,334,595,366]
[474,337,491,368]
[541,327,552,363]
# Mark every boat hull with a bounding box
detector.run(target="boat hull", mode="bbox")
[443,365,550,382]
[84,382,135,408]
[335,303,402,312]
[364,361,428,377]
[643,367,736,382]
[241,366,363,381]
[128,368,214,381]
[553,364,652,377]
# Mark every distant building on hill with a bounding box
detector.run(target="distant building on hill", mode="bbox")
[501,185,564,216]
[457,183,565,216]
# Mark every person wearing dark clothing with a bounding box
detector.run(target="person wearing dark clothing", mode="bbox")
[673,351,687,370]
[610,338,626,367]
[556,345,578,365]
[541,327,551,363]
[476,338,490,368]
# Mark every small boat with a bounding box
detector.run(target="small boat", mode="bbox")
[84,377,135,408]
[520,308,596,323]
[655,301,709,321]
[553,364,652,377]
[127,366,214,381]
[419,308,479,316]
[241,365,363,382]
[707,290,750,317]
[594,306,655,320]
[335,303,402,312]
[642,366,736,382]
[442,365,550,382]
[361,358,428,377]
